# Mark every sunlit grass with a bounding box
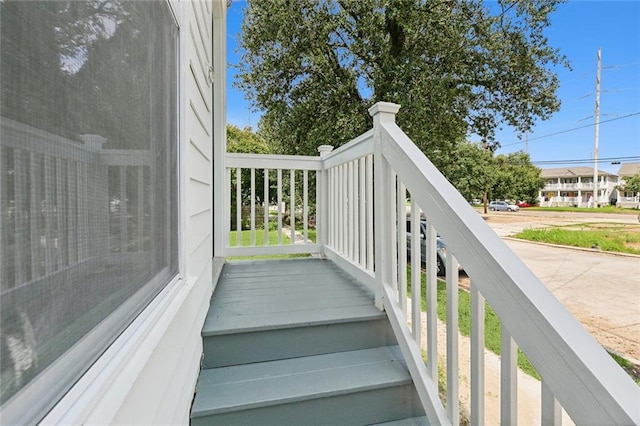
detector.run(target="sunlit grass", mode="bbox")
[228,228,315,260]
[229,228,286,246]
[515,224,640,254]
[609,352,640,385]
[522,206,637,214]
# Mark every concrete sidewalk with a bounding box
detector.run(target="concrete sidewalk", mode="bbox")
[406,304,576,425]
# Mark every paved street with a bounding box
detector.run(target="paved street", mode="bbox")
[504,238,640,360]
[483,210,640,360]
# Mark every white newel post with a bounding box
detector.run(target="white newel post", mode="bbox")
[317,145,334,256]
[369,102,401,310]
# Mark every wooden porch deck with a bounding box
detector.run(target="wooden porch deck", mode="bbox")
[204,257,381,335]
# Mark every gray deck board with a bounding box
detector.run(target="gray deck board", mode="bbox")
[193,346,410,416]
[204,258,382,335]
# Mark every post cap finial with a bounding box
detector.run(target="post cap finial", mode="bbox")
[368,102,401,118]
[317,145,334,157]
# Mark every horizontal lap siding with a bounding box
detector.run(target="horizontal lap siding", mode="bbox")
[188,210,212,257]
[189,144,212,184]
[187,113,211,157]
[185,1,213,278]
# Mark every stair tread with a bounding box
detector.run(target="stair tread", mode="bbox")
[372,416,429,425]
[203,303,385,335]
[204,259,383,335]
[192,346,410,418]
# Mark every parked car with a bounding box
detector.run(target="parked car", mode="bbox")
[488,200,519,212]
[516,201,538,208]
[405,219,463,276]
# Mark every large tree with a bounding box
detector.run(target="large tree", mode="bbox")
[490,151,544,203]
[440,141,496,203]
[236,0,568,168]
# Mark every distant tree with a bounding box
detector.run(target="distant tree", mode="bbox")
[440,142,496,203]
[236,0,568,169]
[618,173,640,195]
[227,124,270,154]
[227,125,272,207]
[490,151,544,203]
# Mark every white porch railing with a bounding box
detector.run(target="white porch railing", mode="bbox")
[224,153,322,257]
[223,103,639,425]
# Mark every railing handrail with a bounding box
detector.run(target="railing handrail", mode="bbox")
[226,152,322,170]
[375,108,639,424]
[321,129,374,169]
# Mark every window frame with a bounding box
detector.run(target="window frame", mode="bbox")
[1,1,184,423]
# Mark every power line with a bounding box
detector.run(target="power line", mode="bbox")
[531,155,640,165]
[501,111,640,148]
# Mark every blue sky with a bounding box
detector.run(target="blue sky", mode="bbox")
[226,1,640,174]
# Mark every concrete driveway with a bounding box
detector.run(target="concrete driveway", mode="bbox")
[483,210,640,360]
[504,238,640,360]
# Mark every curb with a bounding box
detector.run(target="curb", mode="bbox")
[501,236,640,259]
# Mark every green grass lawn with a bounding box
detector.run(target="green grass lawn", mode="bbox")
[307,229,317,242]
[228,229,315,260]
[522,206,638,214]
[514,223,640,255]
[229,228,287,246]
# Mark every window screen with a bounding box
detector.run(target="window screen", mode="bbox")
[0,1,178,423]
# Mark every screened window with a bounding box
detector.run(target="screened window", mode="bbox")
[0,1,178,423]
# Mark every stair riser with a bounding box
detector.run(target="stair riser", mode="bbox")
[191,384,424,426]
[203,318,396,369]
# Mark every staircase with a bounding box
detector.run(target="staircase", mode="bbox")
[190,258,427,425]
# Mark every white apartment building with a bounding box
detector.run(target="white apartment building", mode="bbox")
[539,167,618,207]
[616,162,640,208]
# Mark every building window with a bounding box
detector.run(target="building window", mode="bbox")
[0,2,178,423]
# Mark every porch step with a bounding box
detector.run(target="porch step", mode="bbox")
[190,346,425,425]
[201,259,395,368]
[191,258,425,424]
[372,416,429,425]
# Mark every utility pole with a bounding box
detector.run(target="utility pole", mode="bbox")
[592,48,602,207]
